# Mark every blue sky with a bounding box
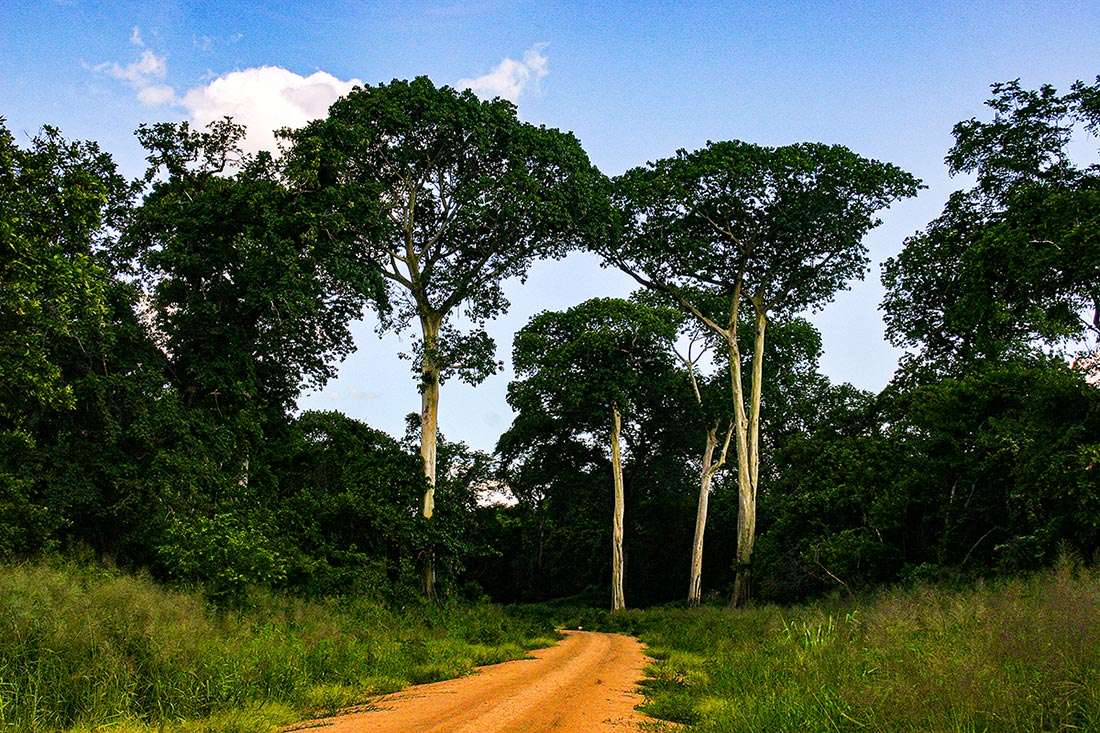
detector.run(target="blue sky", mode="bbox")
[3,1,1098,451]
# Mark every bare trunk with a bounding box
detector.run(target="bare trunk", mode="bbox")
[727,315,753,607]
[419,315,441,599]
[731,309,767,608]
[610,403,626,612]
[749,310,766,500]
[688,427,718,605]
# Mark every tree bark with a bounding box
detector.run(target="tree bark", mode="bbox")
[727,303,754,608]
[730,308,767,608]
[610,402,626,612]
[688,426,718,605]
[748,309,767,503]
[419,314,441,600]
[688,420,733,606]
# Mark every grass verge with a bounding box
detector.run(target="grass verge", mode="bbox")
[0,563,556,732]
[514,557,1100,732]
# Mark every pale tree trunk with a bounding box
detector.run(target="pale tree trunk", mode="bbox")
[688,427,717,606]
[610,403,626,612]
[419,314,441,599]
[727,313,752,608]
[748,309,767,514]
[688,422,732,606]
[730,307,767,608]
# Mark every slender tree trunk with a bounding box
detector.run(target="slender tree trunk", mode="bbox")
[731,308,767,608]
[238,453,249,489]
[748,310,766,501]
[610,403,626,612]
[688,426,718,606]
[727,317,754,608]
[419,315,441,599]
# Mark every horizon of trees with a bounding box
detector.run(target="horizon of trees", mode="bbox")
[2,76,1098,609]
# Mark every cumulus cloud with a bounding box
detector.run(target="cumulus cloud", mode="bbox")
[96,32,359,152]
[93,48,175,107]
[180,66,361,155]
[458,43,548,103]
[97,35,550,155]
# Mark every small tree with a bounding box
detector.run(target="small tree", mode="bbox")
[608,141,919,606]
[673,319,733,606]
[285,77,607,597]
[508,298,678,610]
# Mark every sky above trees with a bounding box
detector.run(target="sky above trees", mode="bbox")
[4,0,1098,450]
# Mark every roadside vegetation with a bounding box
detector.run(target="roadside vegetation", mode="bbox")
[0,562,555,732]
[2,66,1098,733]
[520,557,1100,732]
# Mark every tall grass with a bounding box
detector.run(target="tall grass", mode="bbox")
[0,563,556,732]
[517,557,1100,731]
[7,560,1098,732]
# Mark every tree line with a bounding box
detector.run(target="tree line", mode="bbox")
[2,76,1098,608]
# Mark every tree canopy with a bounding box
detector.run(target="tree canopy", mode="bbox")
[1,76,1098,619]
[284,76,609,387]
[607,139,920,605]
[610,140,921,321]
[883,78,1100,377]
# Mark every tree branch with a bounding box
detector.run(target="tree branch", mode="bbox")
[610,256,730,339]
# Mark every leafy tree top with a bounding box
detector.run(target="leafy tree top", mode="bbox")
[609,140,921,323]
[882,77,1100,377]
[284,76,611,384]
[124,119,365,414]
[508,297,680,437]
[1,120,131,423]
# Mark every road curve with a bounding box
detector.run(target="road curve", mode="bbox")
[296,630,653,732]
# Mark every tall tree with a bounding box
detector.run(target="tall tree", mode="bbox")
[652,303,734,606]
[0,120,132,557]
[0,121,129,428]
[284,77,607,597]
[882,78,1100,378]
[608,141,919,605]
[123,119,366,497]
[508,298,678,610]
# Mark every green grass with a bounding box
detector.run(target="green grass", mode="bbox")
[516,557,1100,732]
[0,562,556,732]
[7,559,1099,732]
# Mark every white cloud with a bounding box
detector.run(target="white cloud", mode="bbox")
[94,49,175,107]
[98,38,550,156]
[180,66,361,155]
[137,84,175,106]
[95,34,358,152]
[458,43,549,103]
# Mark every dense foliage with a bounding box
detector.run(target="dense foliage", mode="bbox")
[1,76,1097,618]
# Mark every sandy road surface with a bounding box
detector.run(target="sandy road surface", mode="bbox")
[294,630,654,732]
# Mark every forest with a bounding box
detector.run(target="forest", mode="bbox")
[2,74,1099,732]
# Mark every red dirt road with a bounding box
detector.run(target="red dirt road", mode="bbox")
[297,630,654,732]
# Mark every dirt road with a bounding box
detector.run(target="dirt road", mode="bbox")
[298,630,654,732]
